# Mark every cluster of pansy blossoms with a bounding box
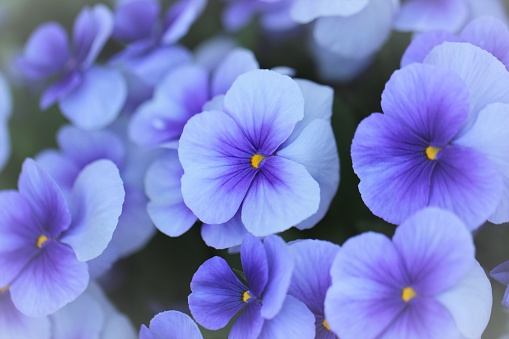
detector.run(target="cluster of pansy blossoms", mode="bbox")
[2,0,509,338]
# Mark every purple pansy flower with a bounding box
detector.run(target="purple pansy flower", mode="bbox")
[351,42,509,228]
[324,207,492,339]
[0,158,124,316]
[35,124,156,276]
[188,234,315,338]
[16,4,127,130]
[288,239,340,339]
[179,69,339,245]
[0,72,11,171]
[140,311,203,339]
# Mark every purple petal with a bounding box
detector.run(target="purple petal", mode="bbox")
[223,69,304,154]
[428,145,502,230]
[145,152,197,237]
[259,296,315,339]
[211,48,259,97]
[381,63,469,145]
[179,110,256,224]
[62,160,125,262]
[129,64,209,147]
[324,232,406,339]
[241,234,268,298]
[189,257,247,330]
[278,120,339,230]
[380,297,462,339]
[394,0,469,33]
[113,0,159,43]
[313,0,396,59]
[229,302,264,339]
[194,36,237,71]
[424,42,509,133]
[288,239,340,316]
[400,31,462,67]
[143,311,203,339]
[51,293,105,339]
[17,22,69,80]
[201,212,250,249]
[162,0,207,44]
[0,290,51,339]
[259,235,293,319]
[35,151,79,194]
[491,261,509,286]
[18,158,71,237]
[392,207,475,295]
[0,191,40,289]
[435,261,492,339]
[461,17,509,72]
[10,241,89,317]
[73,4,113,67]
[59,66,126,130]
[222,1,256,32]
[40,71,82,110]
[455,103,509,224]
[290,0,369,23]
[241,156,320,236]
[140,326,155,339]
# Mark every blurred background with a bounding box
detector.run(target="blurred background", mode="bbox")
[1,0,509,337]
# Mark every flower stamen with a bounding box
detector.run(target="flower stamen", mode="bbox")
[37,235,48,249]
[425,146,440,160]
[242,291,252,303]
[322,319,330,331]
[402,286,417,302]
[250,154,265,168]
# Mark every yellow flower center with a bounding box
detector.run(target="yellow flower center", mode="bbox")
[250,154,265,168]
[242,291,252,303]
[402,286,417,302]
[37,235,49,248]
[322,319,330,331]
[425,146,440,160]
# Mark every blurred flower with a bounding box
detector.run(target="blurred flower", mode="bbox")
[222,0,296,32]
[351,43,509,228]
[288,239,340,339]
[325,207,492,339]
[16,4,127,130]
[179,69,339,245]
[188,234,315,338]
[140,310,202,339]
[35,124,157,277]
[0,158,124,316]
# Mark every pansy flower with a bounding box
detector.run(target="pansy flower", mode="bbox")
[351,42,509,228]
[325,207,492,339]
[179,69,339,244]
[16,5,126,130]
[188,234,315,338]
[0,158,124,316]
[140,311,203,339]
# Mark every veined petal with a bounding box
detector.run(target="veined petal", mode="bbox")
[241,234,268,298]
[62,160,125,262]
[241,156,320,236]
[146,152,197,237]
[428,145,502,230]
[455,103,509,223]
[400,31,461,67]
[290,0,369,23]
[229,302,264,339]
[424,42,509,133]
[223,69,304,154]
[392,208,475,295]
[189,257,247,330]
[179,110,256,224]
[10,241,89,317]
[143,311,203,339]
[201,212,250,249]
[59,67,126,130]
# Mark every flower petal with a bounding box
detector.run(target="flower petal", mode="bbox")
[162,0,206,44]
[241,234,268,298]
[40,71,82,110]
[59,67,126,130]
[290,0,369,23]
[278,120,339,230]
[229,302,264,339]
[211,48,259,97]
[455,103,509,223]
[400,31,461,67]
[179,110,256,224]
[223,69,304,154]
[435,261,492,339]
[259,296,315,339]
[112,0,159,43]
[62,160,125,262]
[189,257,247,330]
[392,207,475,295]
[241,156,320,236]
[10,241,89,317]
[288,239,340,316]
[201,212,250,249]
[146,152,197,237]
[144,311,203,339]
